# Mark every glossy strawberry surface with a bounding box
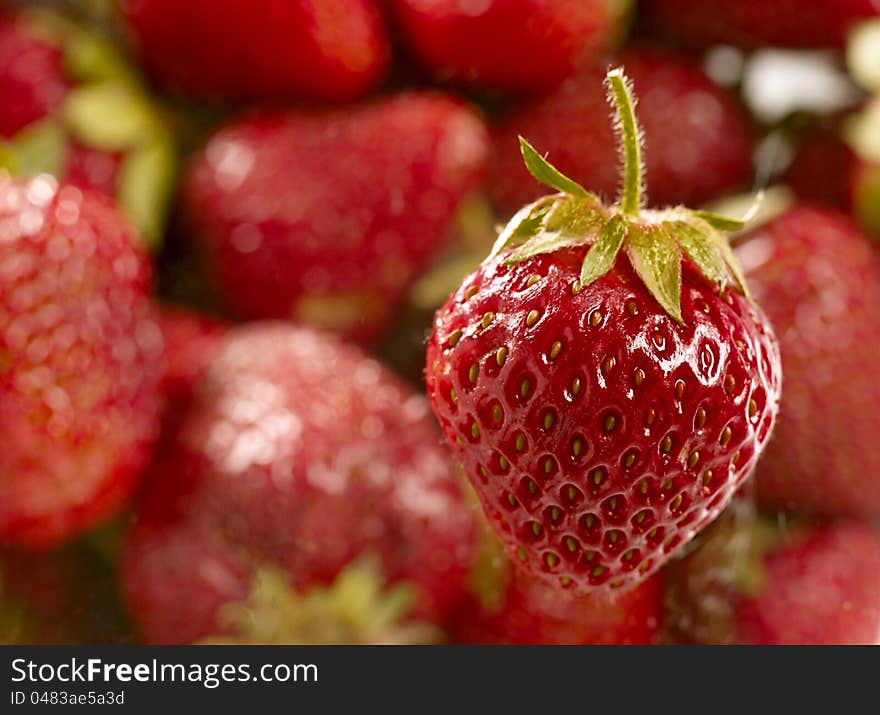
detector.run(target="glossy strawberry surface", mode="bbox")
[490,49,753,214]
[182,92,489,344]
[390,0,630,93]
[122,323,477,644]
[426,248,781,593]
[121,0,390,101]
[0,176,162,547]
[737,206,880,518]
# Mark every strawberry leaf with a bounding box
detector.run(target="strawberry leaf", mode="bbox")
[118,138,177,249]
[0,118,65,178]
[580,214,626,288]
[64,83,162,152]
[627,224,683,323]
[518,137,597,201]
[488,196,556,260]
[709,229,753,301]
[693,210,746,232]
[670,220,731,288]
[504,229,591,264]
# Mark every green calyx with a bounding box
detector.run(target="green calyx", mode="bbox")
[490,67,753,323]
[200,555,442,646]
[0,10,176,250]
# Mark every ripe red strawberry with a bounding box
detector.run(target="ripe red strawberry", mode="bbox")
[639,0,879,50]
[0,10,176,247]
[735,206,880,518]
[665,503,880,645]
[182,92,490,345]
[122,322,477,644]
[120,0,389,102]
[0,175,163,548]
[389,0,631,93]
[453,536,662,644]
[426,68,781,595]
[490,49,753,215]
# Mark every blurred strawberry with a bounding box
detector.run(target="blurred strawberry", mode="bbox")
[120,0,389,102]
[155,306,226,449]
[454,537,662,644]
[0,175,163,547]
[666,503,880,645]
[0,9,176,248]
[490,49,753,215]
[736,206,880,518]
[182,92,490,345]
[783,122,857,210]
[639,0,879,50]
[389,0,631,93]
[122,323,478,644]
[157,305,225,408]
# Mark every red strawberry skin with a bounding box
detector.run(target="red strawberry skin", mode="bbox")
[122,323,477,644]
[121,0,389,101]
[640,0,879,50]
[455,564,662,644]
[0,176,163,547]
[390,0,629,93]
[182,92,489,345]
[735,522,880,645]
[425,249,781,593]
[490,49,753,215]
[0,13,67,138]
[736,206,880,518]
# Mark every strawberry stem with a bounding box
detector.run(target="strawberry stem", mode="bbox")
[605,68,644,217]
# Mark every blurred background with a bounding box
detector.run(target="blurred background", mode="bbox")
[1,0,879,646]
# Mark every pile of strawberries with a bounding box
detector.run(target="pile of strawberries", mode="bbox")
[1,0,879,646]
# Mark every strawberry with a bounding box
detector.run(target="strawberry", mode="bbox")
[389,0,632,93]
[454,535,662,644]
[735,205,880,518]
[122,322,477,644]
[0,175,163,548]
[0,9,176,247]
[665,504,880,645]
[639,0,879,50]
[120,0,390,102]
[426,67,781,595]
[182,92,490,345]
[490,49,753,216]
